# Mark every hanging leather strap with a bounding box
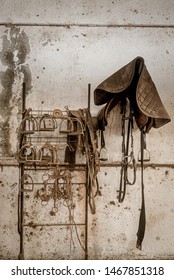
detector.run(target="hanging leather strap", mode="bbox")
[118,100,136,202]
[100,130,105,149]
[136,129,146,250]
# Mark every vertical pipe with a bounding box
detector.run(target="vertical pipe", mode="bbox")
[85,83,91,259]
[22,82,26,114]
[85,165,89,260]
[88,84,91,112]
[18,82,26,259]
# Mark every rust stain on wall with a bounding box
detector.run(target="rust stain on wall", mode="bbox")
[0,26,31,156]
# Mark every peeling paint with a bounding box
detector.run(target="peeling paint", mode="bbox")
[0,27,32,156]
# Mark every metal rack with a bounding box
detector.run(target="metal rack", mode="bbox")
[17,83,94,259]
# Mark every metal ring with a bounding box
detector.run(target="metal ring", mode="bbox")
[42,173,50,181]
[53,109,63,118]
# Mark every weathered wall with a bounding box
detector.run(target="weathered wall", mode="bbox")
[0,0,174,259]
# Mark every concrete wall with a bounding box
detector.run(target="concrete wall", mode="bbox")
[0,0,174,259]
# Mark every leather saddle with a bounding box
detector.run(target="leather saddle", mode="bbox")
[94,56,171,132]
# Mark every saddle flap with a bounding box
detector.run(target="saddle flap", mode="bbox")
[96,96,120,130]
[136,65,171,129]
[94,56,171,131]
[94,57,137,105]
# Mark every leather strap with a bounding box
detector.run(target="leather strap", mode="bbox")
[136,129,146,250]
[118,100,136,202]
[83,109,99,214]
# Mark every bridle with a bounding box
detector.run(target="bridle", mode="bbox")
[118,98,136,203]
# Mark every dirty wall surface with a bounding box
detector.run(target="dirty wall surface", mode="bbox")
[0,0,174,259]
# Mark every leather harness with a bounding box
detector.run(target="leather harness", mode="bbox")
[64,108,100,214]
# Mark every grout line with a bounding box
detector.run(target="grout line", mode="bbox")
[0,162,174,168]
[0,23,174,28]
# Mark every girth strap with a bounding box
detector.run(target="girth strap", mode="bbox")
[136,129,146,250]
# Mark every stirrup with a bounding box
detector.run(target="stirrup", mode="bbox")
[69,117,84,135]
[39,114,56,131]
[59,117,74,134]
[38,143,55,163]
[20,174,34,192]
[19,116,38,134]
[138,148,150,162]
[19,143,36,162]
[99,147,109,161]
